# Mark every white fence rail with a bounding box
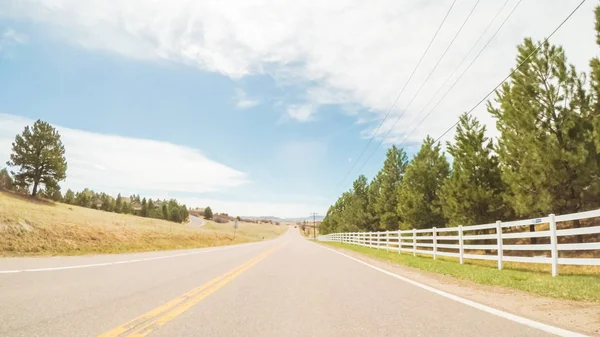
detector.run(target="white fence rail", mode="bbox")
[318,210,600,276]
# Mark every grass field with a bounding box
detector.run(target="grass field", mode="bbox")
[322,242,600,302]
[0,191,285,256]
[202,219,288,241]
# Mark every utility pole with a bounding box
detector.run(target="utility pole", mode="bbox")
[310,212,318,239]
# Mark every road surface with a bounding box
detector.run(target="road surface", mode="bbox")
[188,215,205,227]
[0,229,573,336]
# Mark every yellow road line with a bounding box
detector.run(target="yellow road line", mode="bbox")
[99,243,285,337]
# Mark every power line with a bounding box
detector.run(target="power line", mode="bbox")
[401,0,511,134]
[336,0,457,189]
[371,0,481,152]
[352,0,488,178]
[395,0,523,147]
[434,0,586,143]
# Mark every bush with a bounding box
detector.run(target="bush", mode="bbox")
[204,206,213,220]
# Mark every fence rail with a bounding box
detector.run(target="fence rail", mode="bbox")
[317,210,600,276]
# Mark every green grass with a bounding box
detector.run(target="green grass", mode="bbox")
[322,242,600,303]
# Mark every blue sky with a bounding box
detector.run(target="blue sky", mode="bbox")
[0,0,596,217]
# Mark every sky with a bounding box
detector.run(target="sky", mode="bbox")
[0,0,597,217]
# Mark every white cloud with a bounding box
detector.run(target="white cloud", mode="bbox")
[0,28,27,53]
[0,113,329,217]
[286,104,315,122]
[0,113,249,196]
[0,0,597,143]
[234,88,259,109]
[2,28,27,44]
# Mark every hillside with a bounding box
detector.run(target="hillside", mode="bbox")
[0,191,285,256]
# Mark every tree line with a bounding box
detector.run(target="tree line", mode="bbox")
[1,120,189,223]
[321,6,600,235]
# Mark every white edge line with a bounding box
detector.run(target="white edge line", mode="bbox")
[313,242,587,337]
[0,241,265,274]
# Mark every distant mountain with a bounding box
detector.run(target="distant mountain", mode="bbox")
[282,215,325,222]
[240,216,283,221]
[239,215,325,222]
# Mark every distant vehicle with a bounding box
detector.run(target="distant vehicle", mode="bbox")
[294,225,297,228]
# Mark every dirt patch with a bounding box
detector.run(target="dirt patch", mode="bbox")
[329,245,600,336]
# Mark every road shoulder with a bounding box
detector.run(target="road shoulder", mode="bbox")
[319,242,600,336]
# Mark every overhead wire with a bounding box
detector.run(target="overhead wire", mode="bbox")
[336,0,458,189]
[351,0,488,179]
[433,0,587,143]
[394,0,524,148]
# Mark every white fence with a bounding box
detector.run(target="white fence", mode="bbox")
[318,209,600,276]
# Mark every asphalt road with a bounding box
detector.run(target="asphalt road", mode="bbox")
[188,215,205,227]
[0,228,573,337]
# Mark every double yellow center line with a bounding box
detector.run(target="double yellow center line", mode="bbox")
[99,243,285,337]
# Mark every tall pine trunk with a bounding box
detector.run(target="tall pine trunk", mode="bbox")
[31,180,39,197]
[529,224,536,244]
[573,219,583,244]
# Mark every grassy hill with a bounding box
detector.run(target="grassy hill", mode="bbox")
[0,191,286,256]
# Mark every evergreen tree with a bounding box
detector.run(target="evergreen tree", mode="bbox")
[0,168,14,190]
[348,175,371,231]
[366,172,382,231]
[75,190,91,208]
[148,198,154,214]
[121,200,132,214]
[204,206,213,220]
[46,185,62,202]
[6,120,67,196]
[115,193,123,213]
[141,198,148,217]
[162,204,169,219]
[64,189,75,204]
[488,38,599,219]
[441,114,507,227]
[397,136,449,229]
[375,145,408,230]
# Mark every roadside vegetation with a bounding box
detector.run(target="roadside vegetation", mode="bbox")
[323,242,600,303]
[320,6,600,250]
[0,191,283,256]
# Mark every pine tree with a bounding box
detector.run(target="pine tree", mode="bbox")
[162,204,169,219]
[115,193,123,213]
[76,190,91,208]
[344,175,370,232]
[440,114,507,227]
[141,198,148,217]
[0,168,13,190]
[488,38,599,220]
[397,136,449,229]
[46,185,62,202]
[375,145,408,230]
[64,189,75,204]
[6,120,67,196]
[204,206,213,220]
[366,172,382,231]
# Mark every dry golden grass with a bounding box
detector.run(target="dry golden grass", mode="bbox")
[0,191,284,256]
[202,220,287,241]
